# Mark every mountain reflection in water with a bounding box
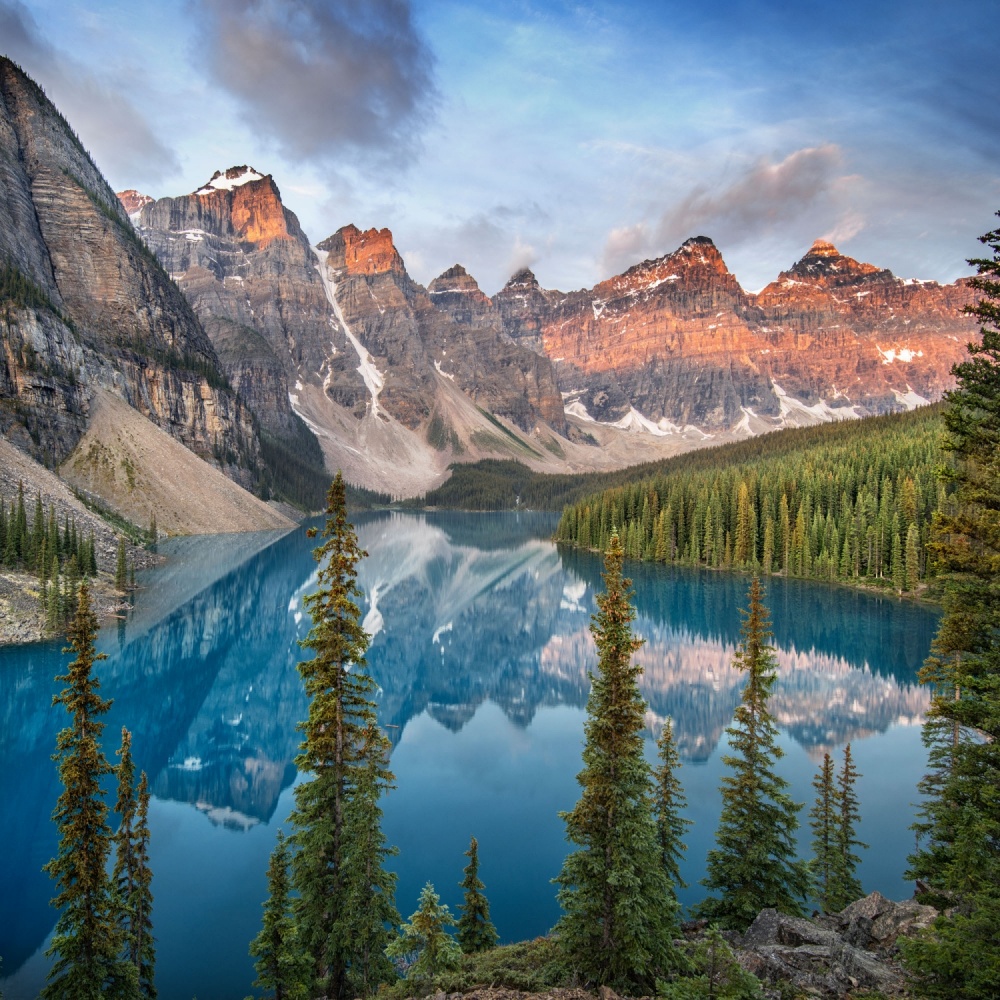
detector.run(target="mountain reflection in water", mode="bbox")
[0,511,937,1000]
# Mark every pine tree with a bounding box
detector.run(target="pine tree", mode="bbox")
[386,883,461,987]
[553,531,681,990]
[809,752,837,912]
[289,472,398,1000]
[115,537,127,592]
[339,720,400,996]
[457,836,498,954]
[828,743,866,910]
[653,718,691,898]
[43,583,137,999]
[903,214,1000,998]
[696,577,809,930]
[114,729,156,997]
[659,925,764,1000]
[250,831,307,1000]
[131,773,155,998]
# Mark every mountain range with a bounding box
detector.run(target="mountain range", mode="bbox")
[0,57,978,521]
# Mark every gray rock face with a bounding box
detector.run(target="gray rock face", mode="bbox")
[134,170,336,437]
[317,226,568,435]
[0,58,259,485]
[733,893,938,997]
[493,237,975,434]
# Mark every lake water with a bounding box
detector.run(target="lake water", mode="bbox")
[0,510,939,1000]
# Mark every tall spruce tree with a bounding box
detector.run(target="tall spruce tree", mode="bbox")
[809,752,838,913]
[696,577,809,930]
[113,729,156,998]
[829,743,866,910]
[553,531,681,990]
[289,472,398,1000]
[903,215,1000,998]
[115,537,127,592]
[43,583,138,999]
[339,720,400,997]
[653,718,691,898]
[457,836,498,954]
[130,773,155,998]
[250,831,307,1000]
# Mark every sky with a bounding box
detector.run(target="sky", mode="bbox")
[2,0,998,295]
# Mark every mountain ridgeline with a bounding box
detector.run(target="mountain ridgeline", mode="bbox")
[0,55,979,529]
[119,152,976,502]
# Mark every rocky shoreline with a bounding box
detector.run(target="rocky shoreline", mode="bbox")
[390,893,935,1000]
[0,569,133,646]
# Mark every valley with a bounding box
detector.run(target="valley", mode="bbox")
[0,54,978,534]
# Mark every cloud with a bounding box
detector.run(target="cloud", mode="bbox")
[660,144,844,245]
[601,144,847,276]
[507,235,538,276]
[399,202,548,294]
[0,0,179,182]
[191,0,436,165]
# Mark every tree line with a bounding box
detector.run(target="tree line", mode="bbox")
[556,405,945,593]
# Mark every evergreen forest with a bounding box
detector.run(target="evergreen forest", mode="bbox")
[554,406,945,593]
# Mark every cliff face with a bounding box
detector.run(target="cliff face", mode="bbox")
[133,167,336,437]
[752,239,973,411]
[497,236,975,434]
[0,58,259,483]
[316,225,567,434]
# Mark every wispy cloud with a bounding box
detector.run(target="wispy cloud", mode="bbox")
[0,0,179,182]
[190,0,437,166]
[601,145,851,276]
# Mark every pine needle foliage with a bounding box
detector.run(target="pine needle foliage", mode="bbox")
[386,882,462,987]
[809,752,838,913]
[339,720,400,997]
[696,577,809,930]
[113,729,157,997]
[903,214,1000,998]
[553,532,682,991]
[657,925,764,1000]
[43,583,139,999]
[830,743,866,910]
[457,836,499,954]
[288,472,398,1000]
[653,718,691,896]
[250,831,307,1000]
[130,773,155,998]
[809,744,867,913]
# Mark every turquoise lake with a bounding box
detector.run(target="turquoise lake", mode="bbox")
[0,510,939,999]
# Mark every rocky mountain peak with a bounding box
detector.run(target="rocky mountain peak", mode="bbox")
[428,264,485,296]
[131,165,293,249]
[782,240,886,285]
[194,165,267,195]
[808,238,840,257]
[506,267,541,289]
[116,188,153,222]
[322,223,405,277]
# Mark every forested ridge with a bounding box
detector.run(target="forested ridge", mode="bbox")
[554,406,947,592]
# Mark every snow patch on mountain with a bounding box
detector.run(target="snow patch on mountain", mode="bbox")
[877,346,924,364]
[892,385,930,410]
[773,382,864,424]
[313,247,385,417]
[195,167,266,195]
